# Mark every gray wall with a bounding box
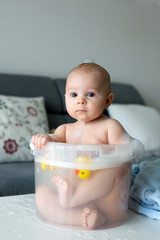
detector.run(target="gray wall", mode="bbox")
[0,0,160,111]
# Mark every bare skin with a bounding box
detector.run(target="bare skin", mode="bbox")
[51,167,118,208]
[32,63,132,229]
[36,164,130,229]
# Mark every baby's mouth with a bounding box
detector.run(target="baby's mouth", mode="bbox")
[76,109,87,112]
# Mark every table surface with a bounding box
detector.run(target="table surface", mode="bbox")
[0,194,160,240]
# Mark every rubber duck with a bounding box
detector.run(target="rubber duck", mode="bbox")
[75,156,91,179]
[40,152,59,171]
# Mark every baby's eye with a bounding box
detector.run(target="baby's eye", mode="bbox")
[87,92,95,97]
[70,92,77,97]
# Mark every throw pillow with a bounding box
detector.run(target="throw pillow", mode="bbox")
[108,104,160,156]
[0,95,49,162]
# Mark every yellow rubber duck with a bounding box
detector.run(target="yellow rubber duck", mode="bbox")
[41,152,50,170]
[78,169,91,179]
[75,156,91,179]
[40,152,59,171]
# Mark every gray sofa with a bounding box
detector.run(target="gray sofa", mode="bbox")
[0,73,145,196]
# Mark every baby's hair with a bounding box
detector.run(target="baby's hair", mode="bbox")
[68,63,111,93]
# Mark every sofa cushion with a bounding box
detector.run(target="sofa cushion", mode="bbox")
[54,78,67,113]
[0,73,63,114]
[108,104,160,156]
[0,162,35,196]
[0,95,49,162]
[111,83,145,105]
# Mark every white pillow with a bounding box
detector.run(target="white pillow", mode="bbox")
[108,104,160,156]
[0,95,49,162]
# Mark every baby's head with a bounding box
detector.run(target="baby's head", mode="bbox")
[65,63,114,122]
[67,63,111,95]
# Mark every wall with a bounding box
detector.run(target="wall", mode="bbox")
[0,0,160,111]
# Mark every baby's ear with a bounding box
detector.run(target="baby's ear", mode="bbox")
[105,93,114,109]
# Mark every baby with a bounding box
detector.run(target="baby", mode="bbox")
[32,63,132,229]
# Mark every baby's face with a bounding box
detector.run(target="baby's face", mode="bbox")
[65,70,110,122]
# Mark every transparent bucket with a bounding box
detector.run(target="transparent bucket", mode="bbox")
[31,141,142,230]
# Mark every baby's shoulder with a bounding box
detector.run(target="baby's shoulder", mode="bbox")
[106,117,120,124]
[102,116,121,127]
[54,124,67,135]
[102,117,126,135]
[64,122,77,131]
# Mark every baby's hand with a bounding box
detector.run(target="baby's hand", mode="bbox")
[32,134,52,149]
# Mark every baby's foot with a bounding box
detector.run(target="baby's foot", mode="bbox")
[82,207,106,229]
[51,176,70,208]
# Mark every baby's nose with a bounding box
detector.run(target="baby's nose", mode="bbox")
[77,98,87,105]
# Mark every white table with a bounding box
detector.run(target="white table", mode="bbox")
[0,194,159,240]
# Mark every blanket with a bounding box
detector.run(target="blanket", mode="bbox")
[129,159,160,220]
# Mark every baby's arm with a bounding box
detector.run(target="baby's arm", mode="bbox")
[32,124,66,149]
[107,118,131,144]
[107,118,144,159]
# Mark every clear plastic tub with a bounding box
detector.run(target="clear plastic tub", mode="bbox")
[31,141,143,230]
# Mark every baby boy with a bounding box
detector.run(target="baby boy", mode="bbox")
[32,63,133,229]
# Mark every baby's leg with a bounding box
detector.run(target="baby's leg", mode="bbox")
[95,163,131,223]
[36,185,105,229]
[52,167,118,208]
[36,185,81,226]
[82,207,106,229]
[51,176,71,208]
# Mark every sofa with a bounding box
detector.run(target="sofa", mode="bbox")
[0,73,147,196]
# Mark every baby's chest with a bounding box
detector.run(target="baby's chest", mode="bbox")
[67,128,108,144]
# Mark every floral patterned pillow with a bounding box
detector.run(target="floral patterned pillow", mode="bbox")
[0,95,49,162]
